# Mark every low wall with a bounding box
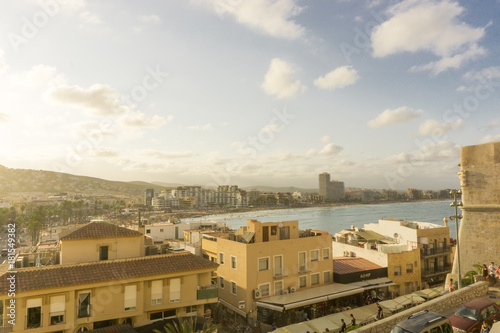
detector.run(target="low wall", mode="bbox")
[354,282,489,333]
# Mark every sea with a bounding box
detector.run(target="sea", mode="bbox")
[185,200,460,239]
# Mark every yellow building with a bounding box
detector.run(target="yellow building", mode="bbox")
[59,222,145,265]
[202,219,365,326]
[0,252,218,332]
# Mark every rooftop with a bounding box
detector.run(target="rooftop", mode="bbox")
[332,257,383,274]
[59,221,143,240]
[0,252,218,294]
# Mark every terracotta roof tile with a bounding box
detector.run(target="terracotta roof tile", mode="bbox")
[332,257,382,274]
[0,253,218,294]
[59,222,143,240]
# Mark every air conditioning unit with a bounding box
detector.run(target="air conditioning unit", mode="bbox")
[350,251,356,257]
[289,286,296,293]
[238,301,246,309]
[254,289,262,299]
[343,251,349,257]
[283,290,289,295]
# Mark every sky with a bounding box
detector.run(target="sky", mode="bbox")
[0,0,499,191]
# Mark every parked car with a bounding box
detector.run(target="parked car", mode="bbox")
[449,298,500,332]
[390,310,452,333]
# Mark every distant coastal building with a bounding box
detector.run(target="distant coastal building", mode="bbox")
[318,172,345,201]
[454,141,500,279]
[145,188,155,207]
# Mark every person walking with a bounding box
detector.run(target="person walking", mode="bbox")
[349,314,356,327]
[339,319,346,333]
[482,264,489,281]
[449,278,456,292]
[481,320,491,333]
[376,303,383,320]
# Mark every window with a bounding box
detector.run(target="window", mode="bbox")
[169,278,181,303]
[77,292,91,318]
[298,252,306,272]
[231,256,237,269]
[259,258,269,271]
[219,252,224,264]
[0,300,3,327]
[26,298,42,329]
[299,276,307,288]
[219,276,225,289]
[50,295,65,325]
[150,309,176,321]
[430,327,442,333]
[151,280,163,305]
[271,226,277,235]
[488,305,499,316]
[311,273,320,286]
[310,250,319,262]
[274,281,283,295]
[323,271,331,283]
[394,266,401,276]
[322,248,330,260]
[280,226,290,240]
[231,281,237,295]
[160,229,164,232]
[124,285,137,311]
[146,229,151,234]
[406,264,413,274]
[274,255,283,276]
[99,246,108,261]
[259,283,270,297]
[186,305,197,315]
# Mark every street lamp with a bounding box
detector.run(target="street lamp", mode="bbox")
[450,189,463,289]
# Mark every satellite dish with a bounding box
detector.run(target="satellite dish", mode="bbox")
[278,222,283,228]
[393,233,399,238]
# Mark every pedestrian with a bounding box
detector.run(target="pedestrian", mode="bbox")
[271,323,276,331]
[349,314,356,327]
[339,319,346,333]
[482,264,489,281]
[481,320,491,333]
[376,303,383,320]
[449,278,455,292]
[323,328,329,333]
[489,262,498,285]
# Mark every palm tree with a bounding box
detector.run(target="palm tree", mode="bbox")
[154,317,220,333]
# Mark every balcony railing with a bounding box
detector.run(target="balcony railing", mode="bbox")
[197,287,218,300]
[423,265,452,277]
[421,246,451,256]
[273,268,289,278]
[49,311,65,326]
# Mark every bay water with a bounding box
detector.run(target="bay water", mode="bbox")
[187,200,459,238]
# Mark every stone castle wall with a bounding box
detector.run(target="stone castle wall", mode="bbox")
[454,141,500,277]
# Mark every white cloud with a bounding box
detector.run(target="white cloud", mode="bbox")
[88,147,120,158]
[314,66,359,90]
[262,124,280,132]
[261,58,306,99]
[120,112,171,129]
[319,143,343,156]
[142,149,195,159]
[187,123,214,131]
[479,134,500,144]
[371,0,487,74]
[416,119,463,137]
[138,15,161,24]
[0,49,6,73]
[0,112,11,123]
[195,0,305,40]
[464,66,500,81]
[80,11,102,25]
[48,84,129,116]
[321,136,331,144]
[368,106,423,128]
[11,65,68,88]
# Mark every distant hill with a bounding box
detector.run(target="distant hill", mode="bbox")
[242,185,318,194]
[0,165,164,197]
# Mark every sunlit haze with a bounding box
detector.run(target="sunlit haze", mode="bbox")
[1,0,499,190]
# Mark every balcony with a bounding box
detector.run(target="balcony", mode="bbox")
[273,268,289,278]
[422,265,452,277]
[49,311,65,326]
[420,246,451,257]
[25,316,42,330]
[197,287,218,300]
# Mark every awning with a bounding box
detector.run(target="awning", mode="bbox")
[346,277,395,290]
[219,299,247,317]
[413,286,443,300]
[241,231,255,243]
[256,283,364,312]
[255,301,284,312]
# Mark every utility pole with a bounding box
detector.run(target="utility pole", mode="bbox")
[450,189,463,289]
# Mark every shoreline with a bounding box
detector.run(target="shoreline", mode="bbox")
[173,198,450,221]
